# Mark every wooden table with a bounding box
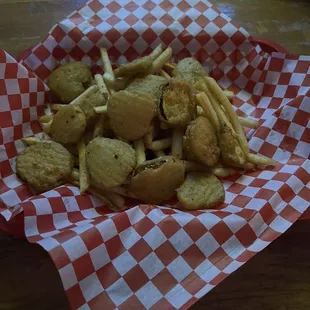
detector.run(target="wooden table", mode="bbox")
[0,1,309,309]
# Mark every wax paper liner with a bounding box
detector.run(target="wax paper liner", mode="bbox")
[0,1,309,309]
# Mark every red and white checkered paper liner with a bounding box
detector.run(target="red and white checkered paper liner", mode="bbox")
[1,0,310,309]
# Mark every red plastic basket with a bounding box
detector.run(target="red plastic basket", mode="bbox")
[1,37,308,237]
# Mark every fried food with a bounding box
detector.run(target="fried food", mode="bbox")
[176,173,225,210]
[126,75,168,102]
[47,62,92,103]
[50,105,86,144]
[128,156,185,204]
[218,121,247,166]
[114,56,153,77]
[78,90,106,121]
[86,137,136,188]
[184,116,220,167]
[172,57,206,88]
[16,141,73,192]
[107,90,157,141]
[159,78,195,127]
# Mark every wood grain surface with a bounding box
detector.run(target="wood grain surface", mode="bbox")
[0,1,309,310]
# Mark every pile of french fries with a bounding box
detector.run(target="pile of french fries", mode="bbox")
[25,43,275,211]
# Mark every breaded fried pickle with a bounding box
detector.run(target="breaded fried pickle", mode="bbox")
[218,121,247,167]
[177,173,225,210]
[86,137,136,188]
[108,90,157,141]
[173,58,206,88]
[78,91,106,121]
[16,141,74,192]
[126,75,168,101]
[50,105,86,144]
[159,78,195,127]
[48,62,92,103]
[184,116,220,167]
[128,156,185,204]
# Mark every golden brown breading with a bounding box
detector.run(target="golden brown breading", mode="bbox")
[217,121,247,167]
[107,90,157,141]
[184,116,220,167]
[47,62,92,103]
[172,58,206,88]
[128,156,185,204]
[159,78,195,127]
[78,90,106,121]
[176,172,225,210]
[86,137,136,188]
[114,56,153,77]
[50,105,86,145]
[16,141,74,192]
[126,74,168,101]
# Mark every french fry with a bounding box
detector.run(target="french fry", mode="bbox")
[69,85,98,106]
[196,92,220,132]
[44,104,53,116]
[71,180,80,187]
[100,48,114,80]
[231,162,256,170]
[197,82,237,135]
[204,77,249,155]
[114,76,131,91]
[238,117,259,129]
[223,90,234,100]
[196,106,205,116]
[134,139,146,165]
[109,186,137,199]
[78,139,90,194]
[159,69,171,80]
[163,62,176,74]
[94,105,108,114]
[88,187,126,211]
[51,104,66,111]
[149,44,163,60]
[143,122,158,148]
[95,74,109,100]
[39,114,53,123]
[151,47,173,73]
[212,167,237,177]
[154,150,165,158]
[42,120,52,134]
[22,137,41,145]
[70,168,80,182]
[93,114,105,138]
[247,153,276,166]
[171,128,184,159]
[149,138,172,151]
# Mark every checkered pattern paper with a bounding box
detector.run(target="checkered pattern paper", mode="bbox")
[1,0,310,309]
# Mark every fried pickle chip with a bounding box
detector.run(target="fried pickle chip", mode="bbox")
[159,78,195,127]
[126,75,168,101]
[128,156,185,204]
[47,62,92,103]
[176,172,225,210]
[184,116,220,167]
[78,90,106,121]
[114,56,153,77]
[16,141,74,192]
[50,105,86,144]
[218,121,247,167]
[108,90,157,141]
[172,58,206,88]
[86,137,136,188]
